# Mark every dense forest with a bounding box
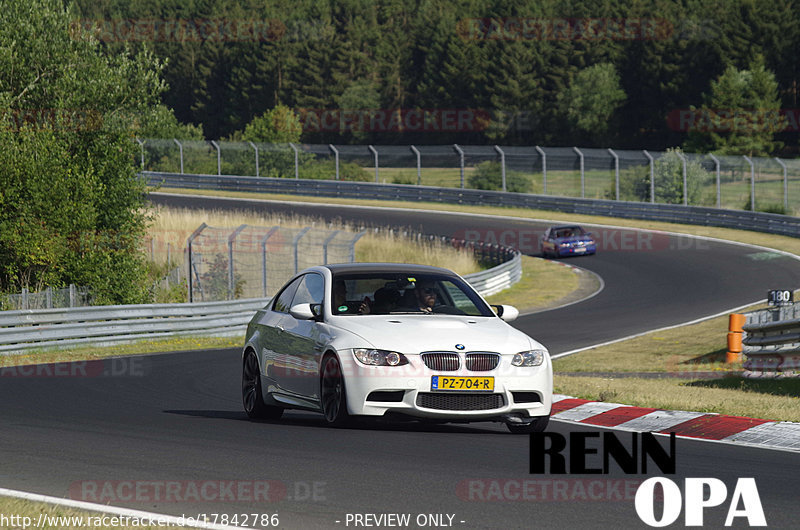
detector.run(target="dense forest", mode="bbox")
[74,0,800,154]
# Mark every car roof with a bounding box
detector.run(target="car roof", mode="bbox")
[322,263,460,277]
[549,224,583,230]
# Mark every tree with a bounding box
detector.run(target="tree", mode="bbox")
[684,56,785,156]
[558,63,626,142]
[0,0,167,303]
[242,105,302,143]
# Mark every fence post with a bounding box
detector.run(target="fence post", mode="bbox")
[135,138,145,169]
[368,145,379,183]
[289,143,299,179]
[211,140,221,176]
[535,146,547,194]
[329,145,340,180]
[248,141,259,177]
[775,157,788,211]
[709,154,721,208]
[46,287,52,309]
[643,150,655,203]
[228,224,247,300]
[22,288,28,310]
[69,284,76,308]
[453,144,465,188]
[260,226,279,298]
[186,223,208,303]
[676,152,688,206]
[173,138,184,174]
[349,230,367,262]
[293,227,312,274]
[494,145,507,192]
[743,155,755,210]
[608,148,619,201]
[573,147,585,198]
[410,145,421,185]
[323,230,341,264]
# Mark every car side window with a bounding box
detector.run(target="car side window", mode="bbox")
[291,273,324,306]
[272,276,303,313]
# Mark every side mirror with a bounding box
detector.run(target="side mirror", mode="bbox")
[491,304,519,322]
[290,303,320,320]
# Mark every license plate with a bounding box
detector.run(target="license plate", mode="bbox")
[431,376,494,391]
[574,247,586,253]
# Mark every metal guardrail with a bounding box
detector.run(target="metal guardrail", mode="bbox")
[464,254,522,297]
[742,306,800,375]
[0,258,522,353]
[145,172,800,238]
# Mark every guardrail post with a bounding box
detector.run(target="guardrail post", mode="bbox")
[709,154,721,208]
[135,138,145,169]
[293,227,312,273]
[676,152,688,206]
[228,224,247,300]
[775,157,788,211]
[573,146,585,198]
[173,138,184,174]
[349,230,367,262]
[289,143,299,179]
[186,223,208,303]
[248,141,259,177]
[211,140,221,176]
[453,144,465,188]
[743,155,755,210]
[410,145,421,185]
[260,226,279,298]
[329,144,340,180]
[643,150,655,203]
[368,145,379,183]
[323,230,341,264]
[535,146,547,194]
[494,145,507,192]
[608,148,619,201]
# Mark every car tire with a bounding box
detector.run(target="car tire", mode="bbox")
[321,354,350,427]
[242,350,283,420]
[506,415,549,434]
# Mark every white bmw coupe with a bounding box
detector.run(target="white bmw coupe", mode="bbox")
[241,263,552,433]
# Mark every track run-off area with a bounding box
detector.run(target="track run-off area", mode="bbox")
[1,191,799,529]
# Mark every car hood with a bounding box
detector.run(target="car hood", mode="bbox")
[330,315,543,354]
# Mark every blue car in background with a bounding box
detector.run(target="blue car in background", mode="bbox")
[540,225,596,258]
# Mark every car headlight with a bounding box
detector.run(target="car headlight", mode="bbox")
[512,349,546,367]
[353,348,409,366]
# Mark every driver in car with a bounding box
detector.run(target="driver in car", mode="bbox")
[415,281,437,313]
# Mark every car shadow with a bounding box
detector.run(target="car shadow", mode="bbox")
[163,409,507,434]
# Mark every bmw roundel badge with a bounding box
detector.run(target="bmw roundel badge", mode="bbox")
[455,344,465,350]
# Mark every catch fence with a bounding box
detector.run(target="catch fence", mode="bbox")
[140,139,800,214]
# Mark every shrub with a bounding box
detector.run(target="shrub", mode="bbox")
[467,161,531,193]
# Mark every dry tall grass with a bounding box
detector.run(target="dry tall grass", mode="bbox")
[145,206,480,275]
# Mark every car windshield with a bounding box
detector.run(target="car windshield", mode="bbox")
[331,272,495,317]
[556,227,585,238]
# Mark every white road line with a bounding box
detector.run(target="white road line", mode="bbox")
[0,487,247,530]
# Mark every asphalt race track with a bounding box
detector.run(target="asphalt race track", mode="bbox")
[2,192,799,529]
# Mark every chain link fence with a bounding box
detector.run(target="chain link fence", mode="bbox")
[0,285,92,311]
[185,224,365,302]
[141,139,800,215]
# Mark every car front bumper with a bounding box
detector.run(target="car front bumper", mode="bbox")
[338,352,553,421]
